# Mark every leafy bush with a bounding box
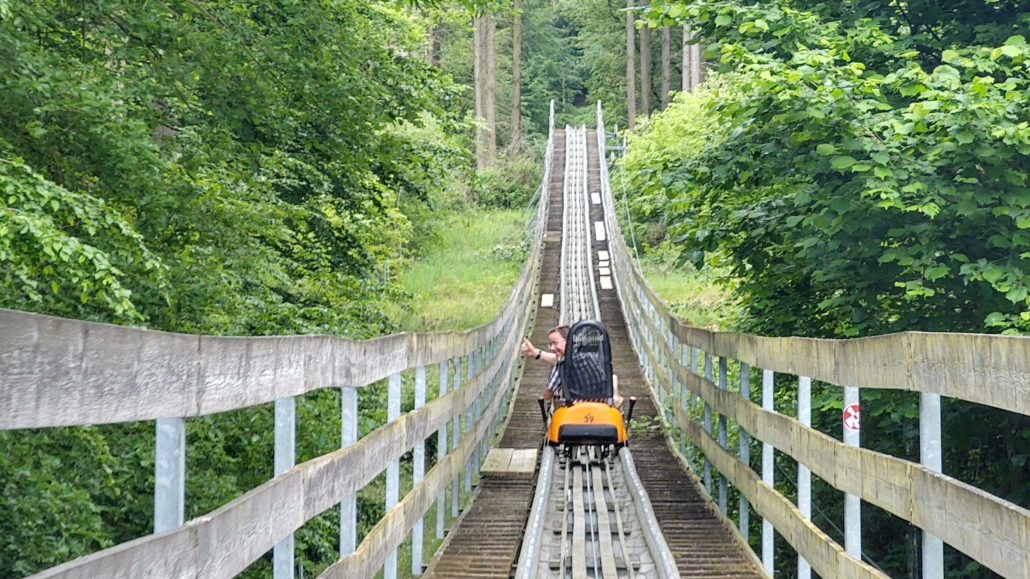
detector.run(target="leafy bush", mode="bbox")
[639,1,1030,338]
[627,4,1030,578]
[0,153,165,323]
[470,153,542,209]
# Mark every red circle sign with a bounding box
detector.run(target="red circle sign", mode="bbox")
[843,403,860,431]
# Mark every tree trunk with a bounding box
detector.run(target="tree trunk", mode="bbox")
[690,38,702,91]
[485,12,497,163]
[661,26,671,110]
[429,24,441,67]
[682,25,691,92]
[638,2,651,117]
[474,15,487,170]
[626,0,636,128]
[510,0,523,150]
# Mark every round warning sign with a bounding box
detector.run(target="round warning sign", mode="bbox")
[843,403,860,431]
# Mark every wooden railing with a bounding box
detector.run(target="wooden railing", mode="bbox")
[596,103,1030,579]
[1,105,557,579]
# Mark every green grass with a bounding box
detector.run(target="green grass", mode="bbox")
[388,208,528,332]
[635,241,739,331]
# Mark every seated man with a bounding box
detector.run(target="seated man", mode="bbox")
[521,325,623,409]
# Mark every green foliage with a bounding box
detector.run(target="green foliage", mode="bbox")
[625,3,1030,577]
[0,0,488,576]
[638,0,1030,337]
[0,153,164,322]
[470,153,542,209]
[635,240,739,330]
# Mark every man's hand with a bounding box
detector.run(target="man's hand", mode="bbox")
[520,337,537,358]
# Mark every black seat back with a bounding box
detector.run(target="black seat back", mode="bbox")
[560,320,613,402]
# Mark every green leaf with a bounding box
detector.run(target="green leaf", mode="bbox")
[924,265,949,281]
[831,156,856,170]
[1007,287,1028,302]
[873,167,893,179]
[941,49,960,63]
[1000,45,1022,58]
[830,198,852,213]
[956,199,979,216]
[715,14,732,26]
[983,268,1005,283]
[816,143,836,156]
[955,131,974,145]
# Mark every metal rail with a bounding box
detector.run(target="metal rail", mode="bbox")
[517,125,681,579]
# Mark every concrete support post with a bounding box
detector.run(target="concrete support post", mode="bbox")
[703,352,713,495]
[798,376,812,579]
[413,366,427,575]
[274,397,296,579]
[452,358,462,518]
[739,363,750,539]
[437,360,449,539]
[921,393,944,579]
[843,386,861,560]
[385,373,401,579]
[761,369,775,576]
[341,387,358,556]
[154,417,186,533]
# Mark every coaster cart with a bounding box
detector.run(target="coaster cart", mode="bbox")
[538,320,637,457]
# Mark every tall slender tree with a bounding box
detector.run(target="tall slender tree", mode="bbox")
[639,4,651,116]
[474,14,486,168]
[510,0,523,149]
[485,12,497,161]
[690,34,701,90]
[682,25,691,92]
[626,0,636,127]
[429,23,441,67]
[473,12,496,168]
[661,25,671,109]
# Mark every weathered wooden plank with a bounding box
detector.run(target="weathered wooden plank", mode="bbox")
[671,402,886,579]
[572,466,587,579]
[604,206,1030,418]
[661,355,1030,579]
[0,235,540,430]
[25,322,525,579]
[508,449,538,473]
[591,467,618,579]
[481,448,514,472]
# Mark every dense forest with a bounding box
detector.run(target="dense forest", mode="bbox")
[621,1,1030,577]
[3,0,1030,578]
[0,0,648,576]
